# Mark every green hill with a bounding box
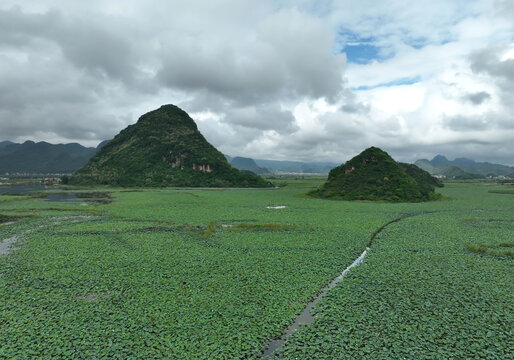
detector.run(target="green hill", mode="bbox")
[311,147,441,202]
[399,162,444,188]
[71,105,272,187]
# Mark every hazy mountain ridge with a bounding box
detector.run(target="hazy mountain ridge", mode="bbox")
[0,140,101,174]
[415,155,513,178]
[229,157,269,175]
[253,159,338,174]
[2,137,512,179]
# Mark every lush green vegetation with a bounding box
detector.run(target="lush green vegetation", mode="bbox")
[466,242,514,258]
[1,181,512,358]
[311,147,441,202]
[399,162,444,188]
[0,180,391,358]
[489,189,514,194]
[71,105,271,188]
[276,183,513,359]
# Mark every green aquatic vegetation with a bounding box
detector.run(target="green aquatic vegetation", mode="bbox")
[74,191,112,198]
[226,223,297,231]
[1,182,511,358]
[488,189,514,194]
[1,184,396,358]
[275,185,513,359]
[204,221,217,238]
[0,213,36,223]
[466,242,514,258]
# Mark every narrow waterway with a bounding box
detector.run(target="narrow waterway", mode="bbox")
[261,248,368,358]
[261,213,426,358]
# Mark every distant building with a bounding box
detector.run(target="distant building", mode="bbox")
[41,177,62,185]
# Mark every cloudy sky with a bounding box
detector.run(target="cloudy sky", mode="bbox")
[1,0,513,165]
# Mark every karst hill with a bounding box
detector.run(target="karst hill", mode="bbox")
[311,147,443,202]
[71,105,272,187]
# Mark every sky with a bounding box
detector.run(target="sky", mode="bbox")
[0,0,513,165]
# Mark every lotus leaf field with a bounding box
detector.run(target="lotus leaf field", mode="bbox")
[0,180,512,358]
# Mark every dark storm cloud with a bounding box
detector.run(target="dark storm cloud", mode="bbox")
[464,91,491,105]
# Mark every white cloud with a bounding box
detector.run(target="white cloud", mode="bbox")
[0,0,512,164]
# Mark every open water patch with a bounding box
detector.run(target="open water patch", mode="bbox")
[0,185,112,204]
[0,236,18,255]
[45,192,80,203]
[0,185,48,195]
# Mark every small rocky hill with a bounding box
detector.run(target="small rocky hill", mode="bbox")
[311,147,441,202]
[71,105,272,187]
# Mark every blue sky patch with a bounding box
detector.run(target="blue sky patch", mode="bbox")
[335,30,393,64]
[344,43,382,64]
[351,76,421,91]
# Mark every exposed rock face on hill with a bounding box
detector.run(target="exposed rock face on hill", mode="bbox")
[71,105,272,187]
[311,147,441,202]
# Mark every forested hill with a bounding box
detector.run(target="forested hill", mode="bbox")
[312,147,442,202]
[70,104,272,187]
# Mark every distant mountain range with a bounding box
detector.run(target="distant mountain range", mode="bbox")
[224,156,338,174]
[1,139,512,178]
[415,155,514,179]
[228,156,270,175]
[0,140,107,174]
[0,139,337,175]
